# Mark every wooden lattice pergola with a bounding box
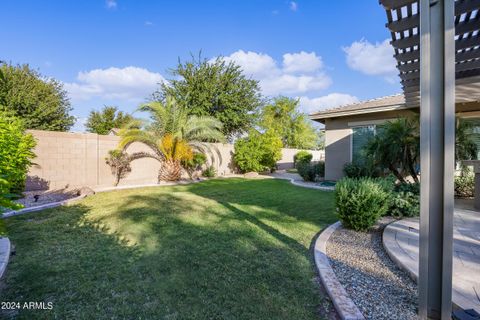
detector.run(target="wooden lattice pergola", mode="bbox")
[381,0,480,107]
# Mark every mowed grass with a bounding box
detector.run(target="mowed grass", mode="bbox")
[1,178,336,320]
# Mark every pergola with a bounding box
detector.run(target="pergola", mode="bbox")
[382,0,480,107]
[379,0,480,319]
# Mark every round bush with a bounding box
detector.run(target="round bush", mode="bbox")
[297,161,325,182]
[335,177,391,231]
[294,151,312,167]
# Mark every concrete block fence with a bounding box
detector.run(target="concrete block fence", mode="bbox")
[25,130,324,191]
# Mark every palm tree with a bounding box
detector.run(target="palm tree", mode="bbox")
[118,97,225,181]
[364,117,420,183]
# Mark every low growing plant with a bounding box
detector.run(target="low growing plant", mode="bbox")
[389,191,420,218]
[297,161,325,182]
[335,177,392,231]
[182,153,207,179]
[455,167,475,198]
[202,165,217,178]
[105,150,132,186]
[343,157,379,179]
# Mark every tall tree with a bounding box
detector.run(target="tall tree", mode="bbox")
[259,96,318,149]
[0,62,74,131]
[85,106,134,135]
[155,54,263,139]
[118,97,225,181]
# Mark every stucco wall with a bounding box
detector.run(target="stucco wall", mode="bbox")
[26,130,324,191]
[323,109,417,181]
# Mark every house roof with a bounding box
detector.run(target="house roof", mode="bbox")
[309,94,411,121]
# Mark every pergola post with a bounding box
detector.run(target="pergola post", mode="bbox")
[419,0,455,319]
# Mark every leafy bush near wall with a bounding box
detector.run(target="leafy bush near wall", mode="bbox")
[389,191,420,218]
[294,151,313,167]
[202,165,217,178]
[335,177,392,231]
[0,111,36,193]
[343,158,379,179]
[233,130,282,173]
[105,150,132,186]
[297,161,325,182]
[183,153,207,179]
[0,178,22,212]
[455,167,475,198]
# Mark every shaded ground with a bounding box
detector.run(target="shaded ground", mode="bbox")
[1,178,337,319]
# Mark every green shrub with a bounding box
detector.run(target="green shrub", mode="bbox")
[394,181,420,195]
[0,178,22,213]
[455,167,474,198]
[335,177,392,231]
[233,130,282,173]
[343,158,379,178]
[0,111,36,193]
[202,165,217,178]
[297,161,325,182]
[182,153,207,179]
[294,151,312,167]
[105,150,132,186]
[389,191,420,217]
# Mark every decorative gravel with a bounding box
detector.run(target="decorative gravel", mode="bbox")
[326,218,418,319]
[14,189,83,208]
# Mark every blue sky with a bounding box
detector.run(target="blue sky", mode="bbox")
[1,0,401,131]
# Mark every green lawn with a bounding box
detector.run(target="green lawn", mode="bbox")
[1,178,336,319]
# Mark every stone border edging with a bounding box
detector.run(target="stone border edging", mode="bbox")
[0,237,11,279]
[289,179,335,191]
[382,220,419,282]
[314,221,365,320]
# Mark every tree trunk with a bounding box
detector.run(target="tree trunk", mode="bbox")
[406,153,420,183]
[389,164,406,183]
[158,160,182,182]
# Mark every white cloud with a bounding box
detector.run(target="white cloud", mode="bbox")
[299,93,359,114]
[144,21,154,26]
[64,66,165,102]
[223,50,331,96]
[343,39,397,78]
[283,51,323,73]
[106,0,117,9]
[290,1,298,11]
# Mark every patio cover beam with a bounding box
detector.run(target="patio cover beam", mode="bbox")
[419,0,454,319]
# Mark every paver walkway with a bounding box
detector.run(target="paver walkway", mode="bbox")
[383,208,480,311]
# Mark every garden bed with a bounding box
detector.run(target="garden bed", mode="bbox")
[326,218,418,319]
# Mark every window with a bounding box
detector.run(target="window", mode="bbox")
[352,125,376,161]
[459,118,480,160]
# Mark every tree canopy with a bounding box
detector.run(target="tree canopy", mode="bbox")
[86,106,134,135]
[155,55,263,139]
[259,96,319,149]
[0,62,74,131]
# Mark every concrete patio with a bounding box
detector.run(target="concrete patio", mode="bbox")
[383,200,480,312]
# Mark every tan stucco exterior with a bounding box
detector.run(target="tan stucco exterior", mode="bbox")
[321,100,480,181]
[323,109,418,181]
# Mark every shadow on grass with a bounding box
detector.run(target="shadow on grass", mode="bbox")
[1,178,336,320]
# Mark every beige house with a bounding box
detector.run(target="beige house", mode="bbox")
[310,94,480,181]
